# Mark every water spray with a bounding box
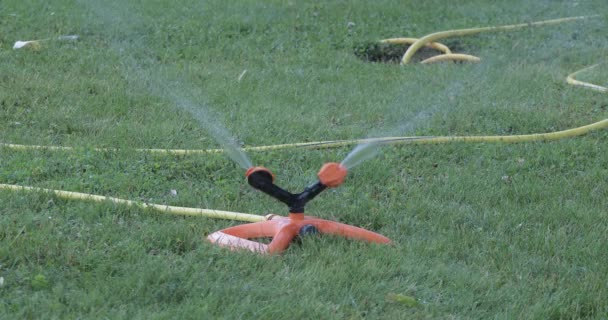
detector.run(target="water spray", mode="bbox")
[207,163,391,254]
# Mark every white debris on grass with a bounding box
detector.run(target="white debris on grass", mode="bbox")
[238,69,247,82]
[13,35,79,50]
[58,35,79,41]
[13,40,40,49]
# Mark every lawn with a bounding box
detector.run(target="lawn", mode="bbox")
[1,0,607,318]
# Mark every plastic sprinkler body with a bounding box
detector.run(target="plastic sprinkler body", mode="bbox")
[207,163,391,254]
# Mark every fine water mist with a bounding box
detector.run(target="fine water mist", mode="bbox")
[340,142,380,170]
[80,0,473,172]
[338,75,468,170]
[162,84,253,169]
[125,61,253,170]
[339,107,438,170]
[80,0,253,170]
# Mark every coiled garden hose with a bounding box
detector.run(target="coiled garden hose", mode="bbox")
[398,15,597,64]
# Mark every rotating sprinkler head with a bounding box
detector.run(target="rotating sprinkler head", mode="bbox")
[244,163,346,213]
[207,162,391,254]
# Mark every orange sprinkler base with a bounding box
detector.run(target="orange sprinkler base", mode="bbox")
[207,213,391,254]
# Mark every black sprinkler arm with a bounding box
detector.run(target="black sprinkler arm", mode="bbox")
[246,168,327,213]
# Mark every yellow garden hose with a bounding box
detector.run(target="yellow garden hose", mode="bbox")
[2,117,607,154]
[2,111,605,222]
[380,37,452,54]
[378,38,484,64]
[397,15,597,64]
[566,63,608,93]
[421,53,481,64]
[0,183,267,222]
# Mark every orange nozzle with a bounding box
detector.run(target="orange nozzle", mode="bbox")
[318,162,348,188]
[246,166,275,182]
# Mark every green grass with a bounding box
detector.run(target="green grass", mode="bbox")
[1,0,608,318]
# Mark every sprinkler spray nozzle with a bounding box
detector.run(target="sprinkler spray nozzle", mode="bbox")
[245,166,275,186]
[246,166,293,206]
[317,162,348,188]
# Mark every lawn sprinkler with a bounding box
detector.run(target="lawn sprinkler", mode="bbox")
[207,162,391,254]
